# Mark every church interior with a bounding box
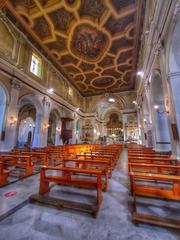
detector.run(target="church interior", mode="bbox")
[0,0,180,239]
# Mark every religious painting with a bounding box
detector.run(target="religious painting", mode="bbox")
[82,120,93,142]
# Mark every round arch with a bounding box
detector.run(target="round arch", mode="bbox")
[18,94,43,147]
[47,108,61,145]
[0,83,9,140]
[167,14,180,139]
[18,93,43,114]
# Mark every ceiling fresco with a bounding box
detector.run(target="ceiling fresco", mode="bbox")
[4,0,145,96]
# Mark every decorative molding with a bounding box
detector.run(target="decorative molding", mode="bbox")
[174,1,180,17]
[156,142,171,144]
[169,71,180,78]
[11,78,21,90]
[154,39,164,56]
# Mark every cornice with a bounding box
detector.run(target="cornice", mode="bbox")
[137,0,176,97]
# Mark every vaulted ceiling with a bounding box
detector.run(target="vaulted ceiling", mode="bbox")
[4,0,145,96]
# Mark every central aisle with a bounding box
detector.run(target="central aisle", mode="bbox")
[0,149,179,240]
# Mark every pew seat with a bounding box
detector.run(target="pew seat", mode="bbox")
[62,158,109,191]
[30,166,103,217]
[0,162,9,186]
[1,154,34,177]
[130,172,180,229]
[128,163,180,175]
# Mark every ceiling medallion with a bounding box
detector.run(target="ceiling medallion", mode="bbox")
[92,76,115,89]
[70,23,109,62]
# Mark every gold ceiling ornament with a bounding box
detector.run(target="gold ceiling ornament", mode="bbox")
[4,0,145,96]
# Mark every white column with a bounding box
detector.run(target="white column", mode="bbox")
[55,120,61,146]
[71,120,77,144]
[139,108,146,145]
[32,113,43,147]
[169,72,180,156]
[32,96,50,147]
[122,114,127,142]
[152,105,171,152]
[77,121,82,144]
[143,114,153,147]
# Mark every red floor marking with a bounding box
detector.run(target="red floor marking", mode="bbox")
[4,191,17,197]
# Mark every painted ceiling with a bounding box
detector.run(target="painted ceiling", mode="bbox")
[4,0,145,96]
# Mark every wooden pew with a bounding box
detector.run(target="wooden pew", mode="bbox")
[22,152,49,167]
[86,151,116,167]
[128,156,177,169]
[128,163,180,175]
[1,154,34,177]
[0,162,9,186]
[77,153,113,177]
[128,153,170,158]
[31,148,63,166]
[30,166,103,217]
[129,172,180,229]
[47,150,63,165]
[62,158,109,191]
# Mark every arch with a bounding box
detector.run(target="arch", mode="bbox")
[168,16,180,73]
[167,14,180,140]
[0,81,10,104]
[150,70,165,105]
[16,104,36,147]
[106,113,123,143]
[0,83,9,140]
[47,108,61,145]
[18,94,43,147]
[18,93,43,114]
[100,106,122,122]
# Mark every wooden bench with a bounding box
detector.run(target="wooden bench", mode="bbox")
[86,151,116,167]
[128,163,180,175]
[0,162,9,186]
[130,172,180,229]
[128,153,170,158]
[30,166,103,216]
[77,153,113,177]
[22,152,49,166]
[128,156,177,169]
[1,154,34,177]
[62,158,109,191]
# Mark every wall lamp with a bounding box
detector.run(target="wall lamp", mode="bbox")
[56,127,61,132]
[9,116,18,126]
[154,105,169,114]
[43,123,50,129]
[47,88,54,94]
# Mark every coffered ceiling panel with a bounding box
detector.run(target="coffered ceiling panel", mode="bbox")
[4,0,145,96]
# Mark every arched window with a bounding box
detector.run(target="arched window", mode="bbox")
[0,86,7,140]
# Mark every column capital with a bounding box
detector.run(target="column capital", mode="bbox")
[42,96,51,109]
[174,1,180,17]
[154,39,164,56]
[11,78,21,90]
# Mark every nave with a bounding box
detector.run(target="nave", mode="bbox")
[0,148,179,240]
[0,1,180,239]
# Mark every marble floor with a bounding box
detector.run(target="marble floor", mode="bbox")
[0,149,179,240]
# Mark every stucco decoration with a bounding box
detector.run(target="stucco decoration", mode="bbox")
[4,0,145,96]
